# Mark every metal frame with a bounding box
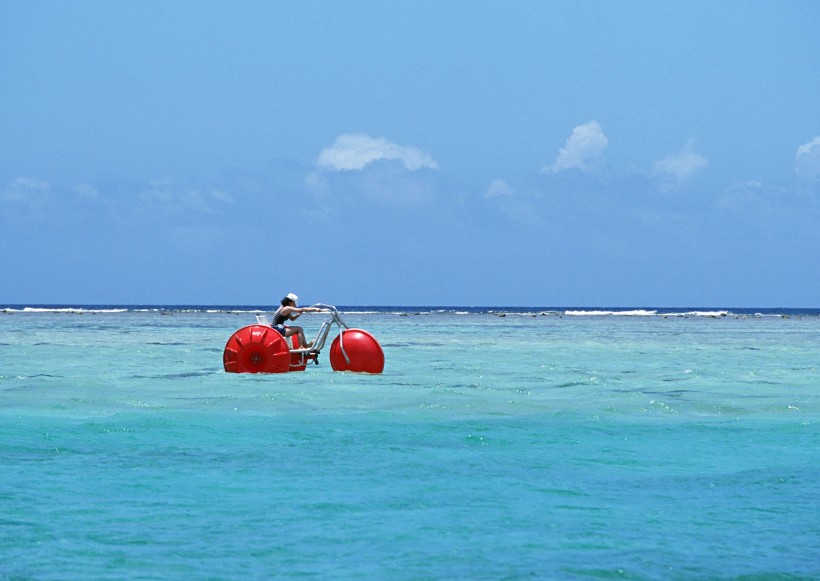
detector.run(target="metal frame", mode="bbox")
[255,304,352,368]
[259,304,352,369]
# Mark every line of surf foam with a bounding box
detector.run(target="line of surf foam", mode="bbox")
[564,309,730,317]
[564,309,659,316]
[2,307,130,314]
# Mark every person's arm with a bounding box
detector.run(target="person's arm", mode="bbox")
[286,306,321,320]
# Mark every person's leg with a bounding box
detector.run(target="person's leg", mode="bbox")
[286,326,311,348]
[296,326,313,348]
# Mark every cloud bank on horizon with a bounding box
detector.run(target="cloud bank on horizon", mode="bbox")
[3,119,818,303]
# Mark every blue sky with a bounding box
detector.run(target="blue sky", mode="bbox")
[2,1,819,306]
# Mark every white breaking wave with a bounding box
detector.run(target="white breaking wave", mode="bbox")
[664,311,729,318]
[565,310,658,316]
[564,310,729,318]
[3,307,129,314]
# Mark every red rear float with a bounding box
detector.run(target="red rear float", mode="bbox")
[329,329,385,373]
[223,325,291,373]
[287,334,313,371]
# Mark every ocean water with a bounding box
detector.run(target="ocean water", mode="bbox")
[1,306,818,580]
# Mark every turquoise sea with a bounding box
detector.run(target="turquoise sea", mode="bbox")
[1,306,818,580]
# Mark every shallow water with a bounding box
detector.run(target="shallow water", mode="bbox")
[1,309,818,579]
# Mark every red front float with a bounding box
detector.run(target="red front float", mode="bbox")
[329,329,385,373]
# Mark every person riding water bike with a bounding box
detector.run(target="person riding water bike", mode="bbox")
[271,293,322,348]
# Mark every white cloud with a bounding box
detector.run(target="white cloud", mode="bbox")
[140,181,175,204]
[2,176,50,201]
[209,189,233,203]
[73,183,99,198]
[717,180,764,210]
[653,140,708,190]
[484,179,513,199]
[796,136,820,180]
[317,133,438,172]
[543,121,608,174]
[1,177,54,222]
[138,180,232,212]
[304,171,330,196]
[361,170,436,206]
